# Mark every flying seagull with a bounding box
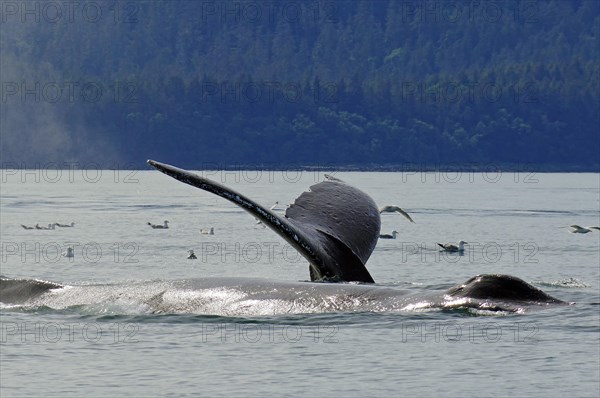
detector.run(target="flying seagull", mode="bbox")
[270,201,284,211]
[378,205,415,223]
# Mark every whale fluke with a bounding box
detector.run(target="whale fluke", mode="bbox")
[285,175,380,282]
[147,160,380,283]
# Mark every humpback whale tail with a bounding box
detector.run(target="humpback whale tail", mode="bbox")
[145,160,564,305]
[147,160,380,283]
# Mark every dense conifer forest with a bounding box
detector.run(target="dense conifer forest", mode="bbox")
[1,0,598,169]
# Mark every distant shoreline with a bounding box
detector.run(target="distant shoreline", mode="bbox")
[1,163,599,173]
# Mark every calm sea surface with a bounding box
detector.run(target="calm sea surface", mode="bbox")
[1,169,599,397]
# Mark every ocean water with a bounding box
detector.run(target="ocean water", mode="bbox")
[1,168,599,397]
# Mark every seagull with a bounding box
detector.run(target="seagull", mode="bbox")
[200,227,214,235]
[379,230,399,239]
[55,222,75,227]
[568,225,600,234]
[270,201,282,211]
[63,247,74,258]
[438,241,468,253]
[148,220,169,229]
[378,206,415,223]
[187,250,197,260]
[324,173,342,182]
[21,224,34,230]
[35,223,55,230]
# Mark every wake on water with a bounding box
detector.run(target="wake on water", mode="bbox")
[0,275,567,317]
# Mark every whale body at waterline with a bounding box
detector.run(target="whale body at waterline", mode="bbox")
[0,275,565,315]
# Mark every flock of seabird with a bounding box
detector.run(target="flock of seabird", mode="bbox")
[146,220,215,259]
[21,222,75,230]
[20,201,598,262]
[377,206,599,255]
[175,202,600,259]
[20,222,76,258]
[377,205,466,252]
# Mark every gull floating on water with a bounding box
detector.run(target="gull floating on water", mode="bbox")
[378,206,415,223]
[200,227,214,235]
[55,222,75,227]
[148,220,169,229]
[379,230,399,239]
[63,247,74,258]
[438,241,468,253]
[35,223,56,230]
[568,225,600,234]
[187,250,197,260]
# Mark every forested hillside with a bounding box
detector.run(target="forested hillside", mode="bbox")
[1,0,598,169]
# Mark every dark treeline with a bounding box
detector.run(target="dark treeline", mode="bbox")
[1,0,599,169]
